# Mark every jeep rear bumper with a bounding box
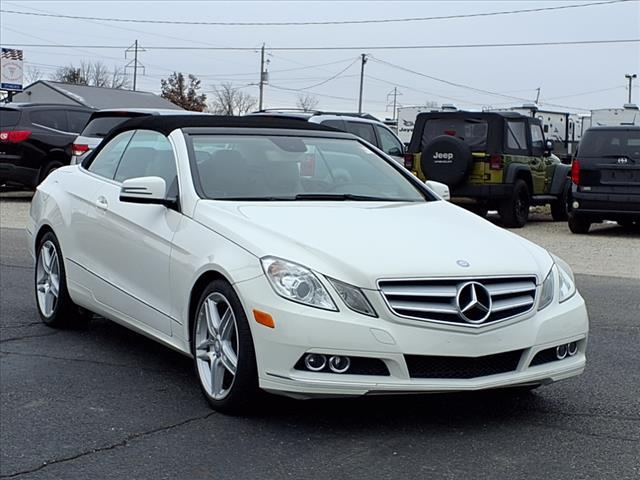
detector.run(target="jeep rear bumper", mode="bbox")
[451,183,513,200]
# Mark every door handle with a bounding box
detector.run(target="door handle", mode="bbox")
[96,196,108,210]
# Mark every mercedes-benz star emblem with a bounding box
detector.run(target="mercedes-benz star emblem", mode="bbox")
[456,260,470,268]
[456,281,492,324]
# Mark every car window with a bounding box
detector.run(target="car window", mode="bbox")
[579,129,640,158]
[114,130,177,195]
[81,115,144,138]
[189,135,425,202]
[30,110,68,132]
[345,121,377,146]
[87,131,135,179]
[320,119,346,131]
[530,124,545,151]
[422,118,488,151]
[375,125,403,156]
[0,109,20,127]
[67,111,91,134]
[506,120,528,152]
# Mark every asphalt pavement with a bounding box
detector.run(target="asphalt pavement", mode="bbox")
[1,226,639,480]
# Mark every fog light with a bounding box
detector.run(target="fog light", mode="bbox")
[567,342,578,356]
[556,344,568,359]
[572,201,580,209]
[328,356,350,373]
[304,354,326,371]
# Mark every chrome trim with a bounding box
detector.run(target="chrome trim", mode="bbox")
[378,275,538,328]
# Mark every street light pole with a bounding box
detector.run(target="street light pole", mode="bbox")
[625,73,637,104]
[259,43,265,110]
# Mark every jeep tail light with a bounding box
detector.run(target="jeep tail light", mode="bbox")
[0,130,32,143]
[72,143,90,157]
[404,153,414,170]
[571,159,580,185]
[489,154,503,170]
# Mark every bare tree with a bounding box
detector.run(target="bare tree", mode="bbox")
[50,61,130,89]
[208,82,257,116]
[296,94,319,112]
[24,65,44,85]
[160,72,207,111]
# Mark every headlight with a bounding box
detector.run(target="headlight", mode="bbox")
[261,257,337,311]
[538,267,554,311]
[327,278,377,317]
[552,254,576,303]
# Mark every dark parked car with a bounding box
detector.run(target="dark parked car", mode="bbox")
[568,126,640,233]
[0,103,92,188]
[70,108,191,165]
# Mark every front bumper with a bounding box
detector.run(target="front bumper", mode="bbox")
[235,275,589,399]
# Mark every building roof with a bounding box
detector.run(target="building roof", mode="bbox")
[24,81,182,110]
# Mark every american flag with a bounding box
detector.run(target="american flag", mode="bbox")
[1,49,23,61]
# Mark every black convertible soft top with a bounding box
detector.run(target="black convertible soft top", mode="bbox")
[108,114,339,137]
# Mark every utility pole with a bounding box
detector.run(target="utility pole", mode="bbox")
[625,73,637,104]
[358,53,367,114]
[535,87,541,104]
[386,87,403,120]
[125,40,146,91]
[259,43,266,110]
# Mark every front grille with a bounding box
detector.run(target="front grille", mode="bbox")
[405,350,523,379]
[379,276,537,326]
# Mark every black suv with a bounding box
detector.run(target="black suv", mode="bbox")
[0,103,92,188]
[568,126,640,233]
[404,111,571,227]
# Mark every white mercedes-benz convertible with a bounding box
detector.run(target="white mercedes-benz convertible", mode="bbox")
[27,115,588,413]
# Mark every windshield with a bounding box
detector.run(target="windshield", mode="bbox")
[189,135,426,202]
[422,118,488,150]
[580,130,640,159]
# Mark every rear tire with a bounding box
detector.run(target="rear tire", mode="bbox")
[499,179,530,228]
[191,279,260,415]
[35,232,91,328]
[568,215,591,234]
[550,179,570,221]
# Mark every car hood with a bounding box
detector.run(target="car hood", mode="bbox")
[193,200,553,289]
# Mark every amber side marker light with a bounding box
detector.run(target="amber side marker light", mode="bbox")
[253,309,275,328]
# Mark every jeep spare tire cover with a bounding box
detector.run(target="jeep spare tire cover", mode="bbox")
[421,135,473,187]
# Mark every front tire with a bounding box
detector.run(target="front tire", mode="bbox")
[499,179,530,228]
[192,279,259,414]
[35,232,91,328]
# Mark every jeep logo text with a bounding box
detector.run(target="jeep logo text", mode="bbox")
[433,152,454,162]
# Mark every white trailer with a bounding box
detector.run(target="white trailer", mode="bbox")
[587,104,639,128]
[396,105,439,144]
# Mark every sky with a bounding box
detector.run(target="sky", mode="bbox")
[1,0,639,118]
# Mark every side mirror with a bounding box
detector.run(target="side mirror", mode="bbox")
[120,176,170,206]
[388,146,403,157]
[425,180,450,201]
[543,139,555,156]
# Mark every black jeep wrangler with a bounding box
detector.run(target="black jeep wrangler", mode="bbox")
[404,111,571,227]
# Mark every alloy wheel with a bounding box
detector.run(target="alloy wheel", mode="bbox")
[194,292,239,400]
[36,240,60,317]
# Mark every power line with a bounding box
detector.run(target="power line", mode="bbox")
[290,58,359,90]
[0,1,631,26]
[3,39,637,51]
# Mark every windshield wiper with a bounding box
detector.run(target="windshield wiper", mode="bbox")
[293,193,411,201]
